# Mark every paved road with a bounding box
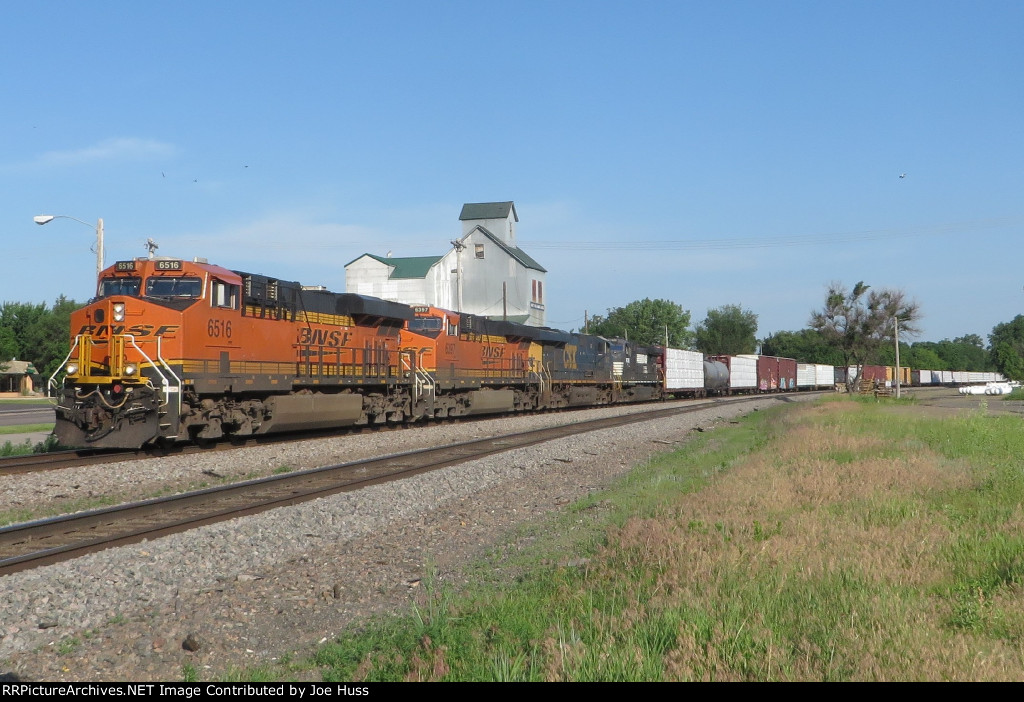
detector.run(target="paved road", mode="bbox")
[0,402,54,428]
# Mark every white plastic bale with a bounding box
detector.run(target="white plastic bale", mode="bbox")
[729,355,758,389]
[664,347,704,391]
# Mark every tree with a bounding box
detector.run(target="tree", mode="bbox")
[694,304,757,355]
[588,298,693,348]
[808,281,921,386]
[901,344,944,371]
[989,315,1024,381]
[761,328,845,366]
[0,297,79,380]
[24,296,79,378]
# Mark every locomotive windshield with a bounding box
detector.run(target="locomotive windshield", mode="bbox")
[98,276,141,298]
[407,316,443,338]
[145,276,203,298]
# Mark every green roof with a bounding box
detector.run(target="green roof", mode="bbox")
[363,254,441,279]
[471,226,547,272]
[459,201,518,222]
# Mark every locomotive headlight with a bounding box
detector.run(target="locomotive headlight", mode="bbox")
[65,363,79,376]
[112,303,126,322]
[124,363,137,376]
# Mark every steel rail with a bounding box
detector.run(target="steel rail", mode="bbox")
[0,394,801,576]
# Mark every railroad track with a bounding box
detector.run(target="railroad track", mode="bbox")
[0,448,138,476]
[0,420,412,476]
[0,394,766,477]
[0,394,798,577]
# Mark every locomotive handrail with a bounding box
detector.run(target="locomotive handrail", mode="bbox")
[121,335,182,415]
[403,348,435,405]
[48,334,85,400]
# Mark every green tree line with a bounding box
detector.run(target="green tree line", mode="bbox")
[587,284,1024,381]
[0,297,78,382]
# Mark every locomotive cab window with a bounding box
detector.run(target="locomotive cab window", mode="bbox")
[407,316,443,338]
[211,279,239,309]
[98,276,141,298]
[145,276,202,298]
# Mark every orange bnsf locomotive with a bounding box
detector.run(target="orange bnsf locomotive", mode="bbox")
[52,258,666,448]
[53,257,415,448]
[400,305,663,417]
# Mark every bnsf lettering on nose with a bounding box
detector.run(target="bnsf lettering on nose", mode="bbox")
[482,345,504,359]
[76,324,179,337]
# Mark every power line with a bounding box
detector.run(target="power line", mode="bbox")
[519,218,1016,252]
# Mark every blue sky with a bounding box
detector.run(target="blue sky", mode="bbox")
[3,1,1021,344]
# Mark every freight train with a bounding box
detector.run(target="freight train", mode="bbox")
[46,256,985,449]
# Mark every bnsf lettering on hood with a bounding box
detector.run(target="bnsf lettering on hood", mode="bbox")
[297,328,352,347]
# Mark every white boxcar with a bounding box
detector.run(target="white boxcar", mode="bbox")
[797,363,816,388]
[913,370,935,385]
[728,355,758,390]
[815,364,834,387]
[664,348,704,394]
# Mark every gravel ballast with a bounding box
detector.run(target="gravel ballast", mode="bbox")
[1,396,806,681]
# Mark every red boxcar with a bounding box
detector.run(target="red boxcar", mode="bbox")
[755,355,779,392]
[778,357,797,391]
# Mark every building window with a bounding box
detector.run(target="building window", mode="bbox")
[475,244,485,259]
[538,280,543,303]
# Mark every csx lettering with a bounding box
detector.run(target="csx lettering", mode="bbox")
[564,344,578,369]
[76,324,179,337]
[298,328,351,347]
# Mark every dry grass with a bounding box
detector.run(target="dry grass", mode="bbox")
[587,398,1024,680]
[310,397,1024,681]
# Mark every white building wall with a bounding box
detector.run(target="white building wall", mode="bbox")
[345,257,392,287]
[345,203,544,325]
[464,230,544,324]
[461,215,516,245]
[345,255,432,304]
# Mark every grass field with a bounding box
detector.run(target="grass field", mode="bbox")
[0,423,56,456]
[230,395,1024,682]
[0,423,54,436]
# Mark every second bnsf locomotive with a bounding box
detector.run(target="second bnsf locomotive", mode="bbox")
[52,257,664,449]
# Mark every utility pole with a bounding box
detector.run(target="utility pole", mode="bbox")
[450,240,465,312]
[894,316,901,399]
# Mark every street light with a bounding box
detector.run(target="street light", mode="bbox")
[33,214,104,278]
